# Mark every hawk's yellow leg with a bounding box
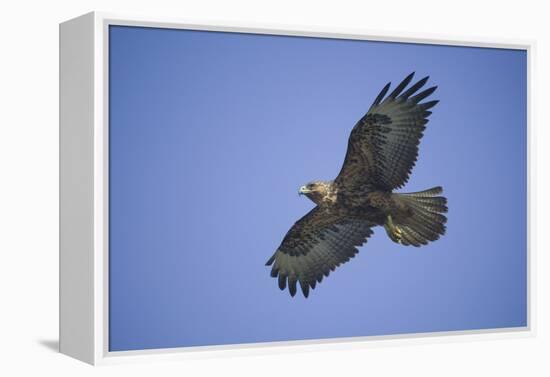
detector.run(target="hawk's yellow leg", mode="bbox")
[384,215,403,244]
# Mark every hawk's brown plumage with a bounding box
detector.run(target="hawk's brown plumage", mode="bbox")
[266,73,448,297]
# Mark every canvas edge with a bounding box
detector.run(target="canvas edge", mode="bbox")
[59,10,535,366]
[99,10,533,49]
[526,39,536,343]
[59,11,96,365]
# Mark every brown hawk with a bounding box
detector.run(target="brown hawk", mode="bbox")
[266,72,448,297]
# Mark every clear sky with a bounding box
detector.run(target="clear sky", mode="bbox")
[108,25,527,351]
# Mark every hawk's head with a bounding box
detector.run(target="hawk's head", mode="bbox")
[299,181,333,204]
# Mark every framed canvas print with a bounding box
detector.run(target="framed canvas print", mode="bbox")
[59,12,533,365]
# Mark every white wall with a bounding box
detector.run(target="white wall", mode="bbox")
[0,0,547,375]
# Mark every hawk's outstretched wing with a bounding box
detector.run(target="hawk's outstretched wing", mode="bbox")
[266,207,374,297]
[335,72,439,191]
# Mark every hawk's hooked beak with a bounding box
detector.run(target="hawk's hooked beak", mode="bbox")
[299,185,311,195]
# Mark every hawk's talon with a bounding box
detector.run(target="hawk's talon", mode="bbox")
[385,215,403,243]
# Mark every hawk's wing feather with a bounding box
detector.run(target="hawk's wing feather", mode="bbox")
[266,207,374,297]
[335,72,438,191]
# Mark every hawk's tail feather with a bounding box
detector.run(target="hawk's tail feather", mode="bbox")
[386,186,448,247]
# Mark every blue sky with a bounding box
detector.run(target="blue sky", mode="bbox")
[108,25,527,351]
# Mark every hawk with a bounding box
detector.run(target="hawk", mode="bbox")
[266,72,448,297]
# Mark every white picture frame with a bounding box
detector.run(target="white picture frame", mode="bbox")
[59,11,535,365]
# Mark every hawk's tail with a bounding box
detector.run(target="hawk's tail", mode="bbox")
[385,186,448,246]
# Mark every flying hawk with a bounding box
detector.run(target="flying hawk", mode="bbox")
[266,72,448,298]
